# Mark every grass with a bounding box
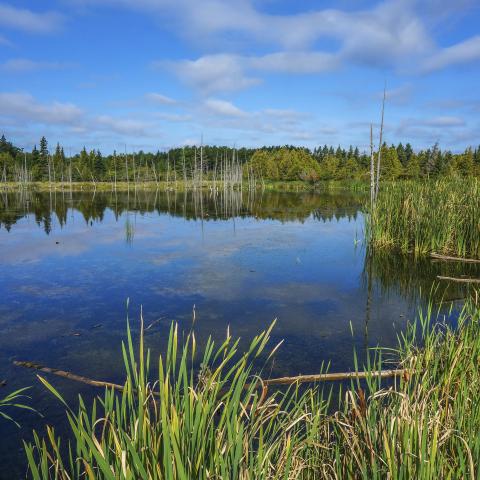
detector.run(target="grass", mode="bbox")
[1,179,369,193]
[367,177,480,259]
[23,295,480,479]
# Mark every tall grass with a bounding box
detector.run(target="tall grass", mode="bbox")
[367,178,480,258]
[25,297,480,479]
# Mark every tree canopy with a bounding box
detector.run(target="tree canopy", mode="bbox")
[0,134,479,183]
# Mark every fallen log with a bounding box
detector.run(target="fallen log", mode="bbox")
[437,275,480,284]
[14,360,409,391]
[13,361,125,392]
[430,252,480,264]
[264,368,408,385]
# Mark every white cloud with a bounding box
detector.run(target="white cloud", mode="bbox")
[157,54,260,94]
[95,115,153,136]
[423,35,480,72]
[159,51,342,94]
[422,116,465,127]
[0,3,65,34]
[250,52,339,74]
[204,98,247,117]
[0,92,83,124]
[153,112,192,122]
[0,58,74,73]
[80,0,433,66]
[0,91,160,141]
[145,92,177,105]
[380,84,414,105]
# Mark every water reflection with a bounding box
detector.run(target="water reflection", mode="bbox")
[0,188,362,235]
[365,248,479,306]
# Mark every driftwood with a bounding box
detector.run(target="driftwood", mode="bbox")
[430,252,480,264]
[437,275,480,284]
[13,361,125,392]
[264,368,409,385]
[14,360,409,392]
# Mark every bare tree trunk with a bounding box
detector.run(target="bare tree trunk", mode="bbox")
[167,152,170,187]
[114,152,117,190]
[200,138,204,189]
[182,147,187,187]
[375,86,386,201]
[124,145,129,186]
[48,155,52,188]
[24,151,28,186]
[132,154,137,185]
[370,123,375,207]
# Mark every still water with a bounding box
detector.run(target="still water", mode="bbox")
[0,188,477,478]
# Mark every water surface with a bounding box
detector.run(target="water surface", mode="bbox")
[0,188,477,478]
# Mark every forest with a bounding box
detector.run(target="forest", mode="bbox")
[1,134,480,184]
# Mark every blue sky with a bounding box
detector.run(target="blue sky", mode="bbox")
[0,0,479,153]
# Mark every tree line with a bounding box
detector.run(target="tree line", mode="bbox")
[1,134,479,183]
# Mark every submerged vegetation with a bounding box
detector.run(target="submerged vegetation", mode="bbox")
[23,297,480,479]
[367,178,480,259]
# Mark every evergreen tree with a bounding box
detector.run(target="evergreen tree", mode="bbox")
[380,145,403,179]
[344,156,360,179]
[0,152,14,181]
[39,136,48,158]
[423,143,440,177]
[31,144,46,181]
[37,136,49,180]
[53,143,65,181]
[405,153,421,178]
[94,150,106,179]
[396,143,407,166]
[405,143,413,164]
[455,148,475,176]
[320,155,340,180]
[0,134,8,153]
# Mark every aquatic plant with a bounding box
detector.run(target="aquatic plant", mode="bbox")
[0,387,34,427]
[25,296,480,478]
[367,177,480,259]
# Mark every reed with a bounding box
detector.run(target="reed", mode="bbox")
[24,297,480,479]
[367,177,480,259]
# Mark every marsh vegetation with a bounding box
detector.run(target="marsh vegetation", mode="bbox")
[23,298,480,479]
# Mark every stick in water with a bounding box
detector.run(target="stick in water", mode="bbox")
[14,360,409,389]
[430,252,480,264]
[437,275,480,284]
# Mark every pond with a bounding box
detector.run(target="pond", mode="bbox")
[0,188,477,478]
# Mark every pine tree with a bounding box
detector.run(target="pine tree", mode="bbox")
[37,136,49,181]
[423,143,440,177]
[53,143,65,181]
[396,143,407,166]
[0,134,7,153]
[94,150,106,179]
[405,143,413,164]
[39,136,48,158]
[31,144,46,181]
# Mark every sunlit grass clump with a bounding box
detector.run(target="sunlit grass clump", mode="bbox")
[26,298,480,479]
[367,178,480,259]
